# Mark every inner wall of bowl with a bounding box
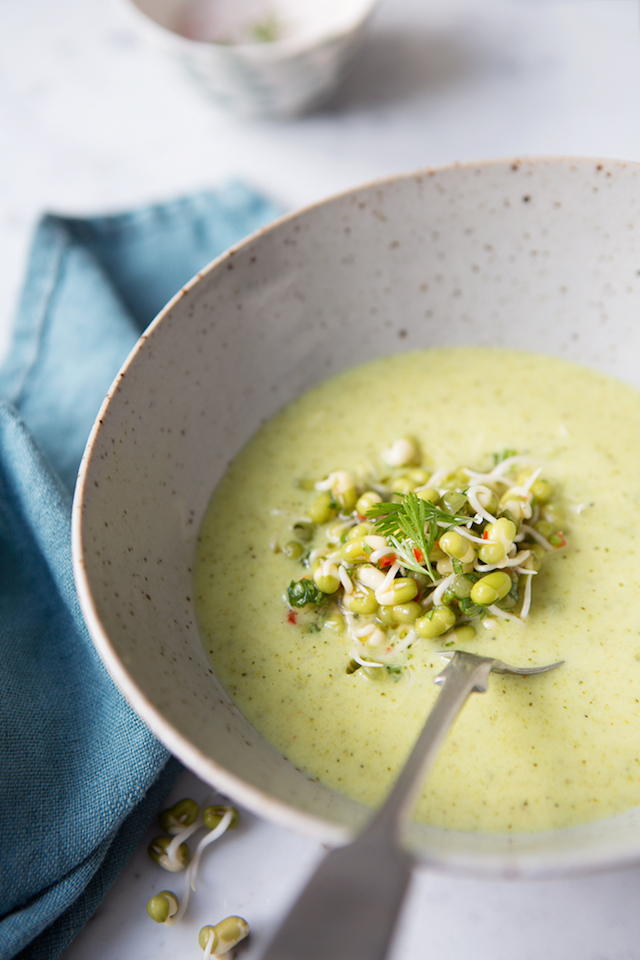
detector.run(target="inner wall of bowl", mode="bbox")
[76,158,640,876]
[131,0,373,43]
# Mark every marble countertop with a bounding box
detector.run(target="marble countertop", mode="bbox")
[3,0,640,957]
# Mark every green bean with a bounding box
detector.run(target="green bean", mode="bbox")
[449,624,476,643]
[147,891,178,924]
[478,516,516,563]
[391,475,418,495]
[517,471,553,504]
[390,601,422,624]
[534,519,554,539]
[344,588,379,615]
[407,468,429,485]
[147,836,190,872]
[498,491,527,521]
[429,543,446,561]
[313,565,340,594]
[376,577,419,606]
[477,540,505,564]
[324,611,346,632]
[198,927,218,954]
[309,491,337,524]
[159,798,199,834]
[282,540,304,560]
[451,574,473,599]
[203,805,240,831]
[416,487,439,503]
[339,539,368,562]
[439,530,476,563]
[441,490,469,515]
[356,491,382,516]
[477,489,499,514]
[337,487,358,512]
[415,606,456,639]
[347,521,375,541]
[470,571,512,605]
[531,478,553,503]
[436,557,474,576]
[527,542,546,571]
[377,604,396,624]
[198,915,249,953]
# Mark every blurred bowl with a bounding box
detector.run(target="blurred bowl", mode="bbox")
[73,156,640,878]
[117,0,378,117]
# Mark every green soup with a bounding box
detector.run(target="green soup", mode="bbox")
[194,348,640,833]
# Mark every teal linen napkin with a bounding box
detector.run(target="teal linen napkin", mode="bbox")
[0,185,283,960]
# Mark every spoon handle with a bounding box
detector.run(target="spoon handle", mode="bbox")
[261,654,492,960]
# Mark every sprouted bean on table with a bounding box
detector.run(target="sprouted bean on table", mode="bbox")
[146,798,248,958]
[282,439,566,676]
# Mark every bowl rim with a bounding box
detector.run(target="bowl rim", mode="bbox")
[72,154,640,878]
[120,0,379,57]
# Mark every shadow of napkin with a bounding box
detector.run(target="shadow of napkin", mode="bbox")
[0,184,283,960]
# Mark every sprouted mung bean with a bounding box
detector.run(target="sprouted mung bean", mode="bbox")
[147,798,243,942]
[284,445,565,675]
[199,918,250,959]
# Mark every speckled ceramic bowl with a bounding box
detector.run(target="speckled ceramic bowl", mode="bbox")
[72,157,640,878]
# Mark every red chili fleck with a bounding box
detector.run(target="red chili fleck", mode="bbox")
[287,609,297,624]
[483,530,489,539]
[379,554,396,569]
[413,547,424,563]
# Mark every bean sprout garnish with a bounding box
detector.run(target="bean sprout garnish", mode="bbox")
[147,799,240,934]
[282,443,567,675]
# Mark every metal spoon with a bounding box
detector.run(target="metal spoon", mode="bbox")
[261,650,564,960]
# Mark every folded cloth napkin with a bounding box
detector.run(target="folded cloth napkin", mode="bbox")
[0,185,283,960]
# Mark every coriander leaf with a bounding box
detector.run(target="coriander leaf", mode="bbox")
[459,597,487,618]
[287,579,324,608]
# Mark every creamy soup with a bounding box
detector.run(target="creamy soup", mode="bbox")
[194,348,640,833]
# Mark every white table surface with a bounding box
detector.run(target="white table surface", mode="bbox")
[4,0,640,957]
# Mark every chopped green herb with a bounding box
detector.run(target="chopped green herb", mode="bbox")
[287,579,324,607]
[366,492,468,582]
[459,597,487,618]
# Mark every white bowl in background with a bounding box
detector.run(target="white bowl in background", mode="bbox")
[116,0,378,118]
[73,157,640,878]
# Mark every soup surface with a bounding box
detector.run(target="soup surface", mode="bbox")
[194,348,640,833]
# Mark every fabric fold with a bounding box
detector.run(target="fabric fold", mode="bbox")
[0,184,282,959]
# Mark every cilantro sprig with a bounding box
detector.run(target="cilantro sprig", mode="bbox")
[365,492,469,582]
[287,579,325,607]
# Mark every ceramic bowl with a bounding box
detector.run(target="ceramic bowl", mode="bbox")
[117,0,378,118]
[73,157,640,878]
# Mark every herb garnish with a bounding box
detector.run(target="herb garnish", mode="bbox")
[279,440,567,675]
[366,491,469,582]
[287,579,324,608]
